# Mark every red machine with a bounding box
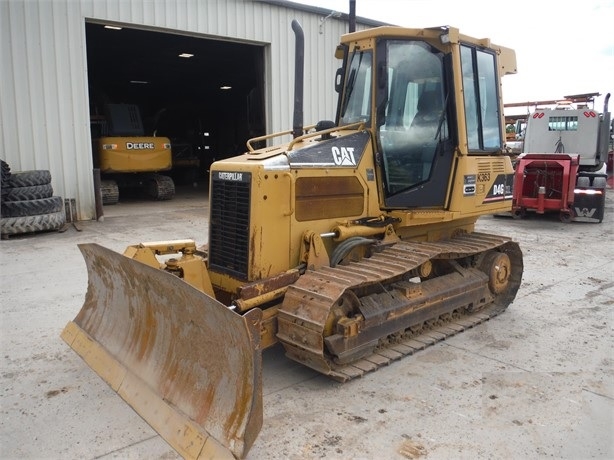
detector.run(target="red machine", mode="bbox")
[510,93,610,223]
[512,153,580,222]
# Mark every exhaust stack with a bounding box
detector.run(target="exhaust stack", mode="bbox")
[291,20,304,139]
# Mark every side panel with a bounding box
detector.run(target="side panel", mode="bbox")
[295,176,364,221]
[447,155,514,215]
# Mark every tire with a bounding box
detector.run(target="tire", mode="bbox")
[8,169,51,187]
[1,160,11,203]
[1,160,10,182]
[1,196,63,218]
[559,209,573,223]
[0,210,66,236]
[4,183,53,202]
[512,208,525,219]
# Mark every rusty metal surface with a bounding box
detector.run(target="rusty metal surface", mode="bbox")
[62,243,263,459]
[277,232,523,381]
[327,302,507,382]
[237,269,300,301]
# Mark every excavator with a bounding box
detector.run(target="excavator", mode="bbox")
[92,103,176,204]
[62,21,523,459]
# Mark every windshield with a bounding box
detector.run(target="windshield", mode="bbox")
[340,50,373,125]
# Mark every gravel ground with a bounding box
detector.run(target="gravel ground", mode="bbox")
[1,183,612,460]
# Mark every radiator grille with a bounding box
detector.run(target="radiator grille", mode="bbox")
[209,172,251,279]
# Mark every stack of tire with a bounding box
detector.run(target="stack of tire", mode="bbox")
[1,160,66,237]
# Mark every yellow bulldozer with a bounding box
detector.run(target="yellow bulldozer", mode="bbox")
[62,22,523,459]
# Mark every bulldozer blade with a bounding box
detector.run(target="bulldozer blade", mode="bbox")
[61,243,263,459]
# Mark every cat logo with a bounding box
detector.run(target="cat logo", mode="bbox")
[332,146,357,166]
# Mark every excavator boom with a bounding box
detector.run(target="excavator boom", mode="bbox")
[61,244,263,459]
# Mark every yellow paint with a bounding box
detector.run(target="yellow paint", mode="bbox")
[98,136,172,173]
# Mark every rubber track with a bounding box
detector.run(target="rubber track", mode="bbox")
[279,232,522,382]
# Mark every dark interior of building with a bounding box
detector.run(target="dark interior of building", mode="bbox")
[85,22,266,186]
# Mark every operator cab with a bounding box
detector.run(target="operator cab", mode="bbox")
[337,29,505,209]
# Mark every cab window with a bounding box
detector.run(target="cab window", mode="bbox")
[461,45,501,151]
[340,50,373,125]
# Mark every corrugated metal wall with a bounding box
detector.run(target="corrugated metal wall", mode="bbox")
[1,0,370,220]
[1,0,94,219]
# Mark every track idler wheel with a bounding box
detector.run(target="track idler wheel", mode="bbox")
[480,251,512,295]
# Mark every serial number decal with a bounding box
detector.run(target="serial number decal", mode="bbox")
[477,172,491,182]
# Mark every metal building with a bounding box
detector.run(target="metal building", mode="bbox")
[1,0,382,220]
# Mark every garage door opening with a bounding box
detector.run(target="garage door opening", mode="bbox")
[85,22,266,203]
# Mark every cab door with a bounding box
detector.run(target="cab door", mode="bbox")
[375,40,454,209]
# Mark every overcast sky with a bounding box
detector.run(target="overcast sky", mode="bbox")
[293,0,614,114]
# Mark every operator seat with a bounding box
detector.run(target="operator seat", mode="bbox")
[411,90,443,133]
[408,90,443,180]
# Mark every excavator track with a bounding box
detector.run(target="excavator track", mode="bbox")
[100,180,119,205]
[277,232,523,382]
[147,174,175,200]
